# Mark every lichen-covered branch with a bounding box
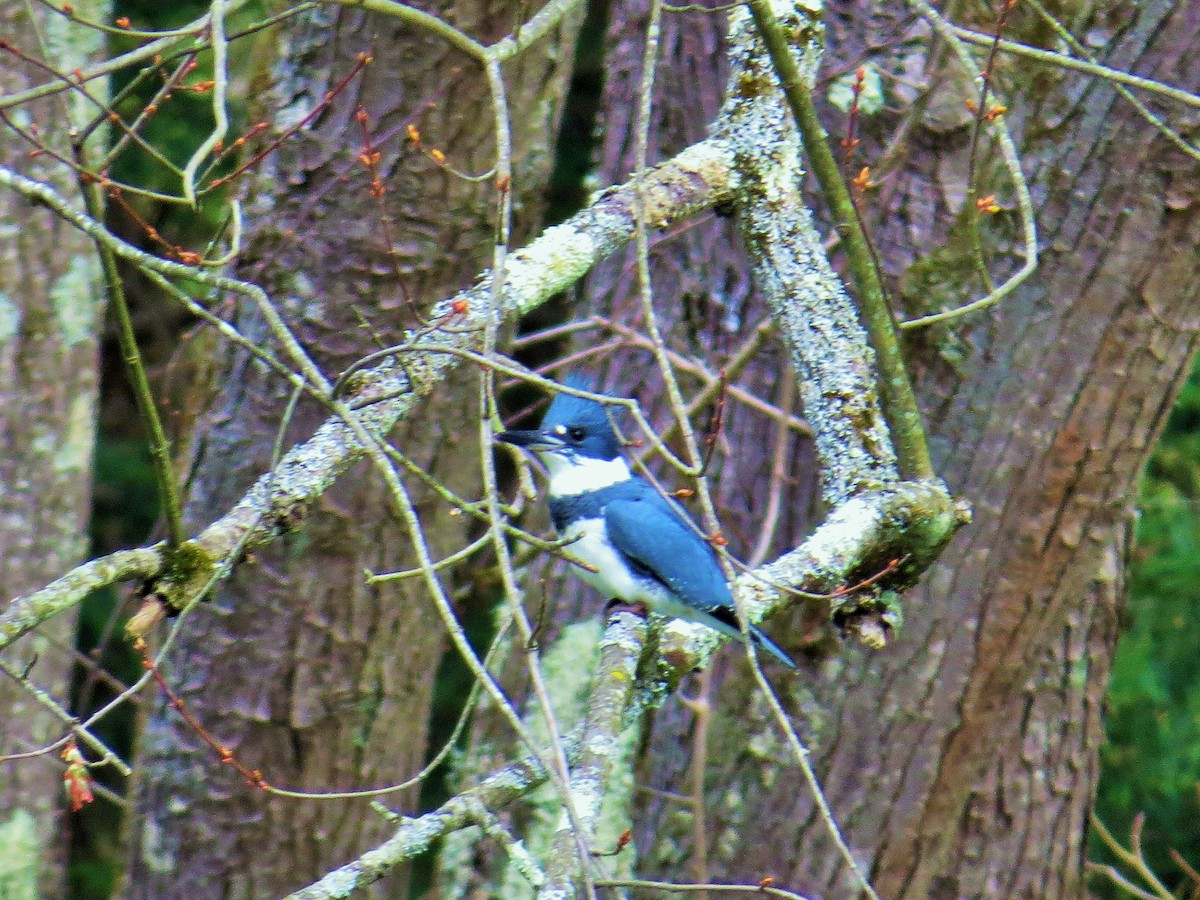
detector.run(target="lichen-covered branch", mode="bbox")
[286,480,963,897]
[285,733,582,900]
[0,547,164,650]
[0,140,735,651]
[717,0,899,504]
[537,611,647,899]
[730,0,932,485]
[658,479,963,674]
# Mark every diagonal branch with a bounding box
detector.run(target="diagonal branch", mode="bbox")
[0,139,735,652]
[718,0,899,504]
[286,732,583,900]
[740,0,932,482]
[0,548,164,650]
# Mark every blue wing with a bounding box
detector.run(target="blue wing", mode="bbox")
[602,491,732,611]
[604,485,798,670]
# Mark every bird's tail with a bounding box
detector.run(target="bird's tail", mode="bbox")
[706,606,798,670]
[750,625,798,670]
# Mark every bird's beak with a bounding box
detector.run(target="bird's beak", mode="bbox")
[495,429,566,453]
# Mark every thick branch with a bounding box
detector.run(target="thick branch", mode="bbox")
[0,548,163,649]
[0,140,735,651]
[734,0,931,483]
[717,0,899,504]
[658,479,963,674]
[538,610,647,898]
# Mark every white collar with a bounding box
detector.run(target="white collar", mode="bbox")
[542,452,631,497]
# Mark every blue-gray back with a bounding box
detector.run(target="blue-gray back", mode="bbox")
[550,478,732,609]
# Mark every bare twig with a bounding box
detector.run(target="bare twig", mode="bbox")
[595,877,813,898]
[1089,812,1176,900]
[951,25,1200,111]
[0,660,132,777]
[181,0,229,205]
[0,2,256,110]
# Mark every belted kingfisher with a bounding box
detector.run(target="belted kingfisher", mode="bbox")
[497,380,796,670]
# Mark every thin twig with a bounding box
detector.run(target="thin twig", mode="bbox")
[1089,812,1176,900]
[898,0,1038,330]
[0,0,255,110]
[1019,0,1200,164]
[594,877,813,898]
[952,25,1200,110]
[182,0,229,205]
[0,660,132,777]
[78,173,185,548]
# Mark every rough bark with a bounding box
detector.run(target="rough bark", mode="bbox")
[0,4,106,897]
[126,6,579,897]
[586,0,1200,898]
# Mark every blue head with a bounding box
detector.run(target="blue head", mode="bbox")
[539,377,624,459]
[496,376,630,495]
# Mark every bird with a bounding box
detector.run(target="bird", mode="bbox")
[496,378,797,670]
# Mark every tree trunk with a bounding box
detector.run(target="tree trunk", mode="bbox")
[584,0,1200,897]
[126,6,579,897]
[0,4,106,897]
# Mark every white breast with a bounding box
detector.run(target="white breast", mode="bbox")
[561,517,658,604]
[558,518,726,631]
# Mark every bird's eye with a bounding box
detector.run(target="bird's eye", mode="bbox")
[567,426,586,442]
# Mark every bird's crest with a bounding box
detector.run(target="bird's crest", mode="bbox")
[541,374,617,437]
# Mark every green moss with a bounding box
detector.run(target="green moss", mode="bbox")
[335,370,374,399]
[735,70,772,101]
[898,210,984,369]
[155,541,219,611]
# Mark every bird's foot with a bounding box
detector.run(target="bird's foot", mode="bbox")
[605,599,649,619]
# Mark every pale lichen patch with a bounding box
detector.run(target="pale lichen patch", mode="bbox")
[50,255,100,348]
[54,392,96,473]
[0,810,39,900]
[0,292,20,342]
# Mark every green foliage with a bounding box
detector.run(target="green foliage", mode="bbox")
[1091,359,1200,894]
